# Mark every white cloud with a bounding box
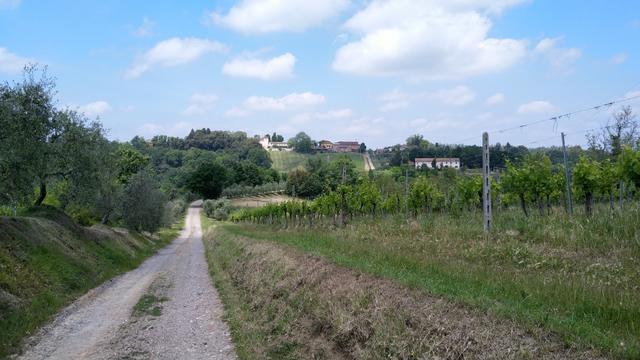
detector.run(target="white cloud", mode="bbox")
[290,108,354,124]
[225,107,252,118]
[534,37,582,69]
[133,17,155,38]
[625,91,640,99]
[183,93,218,116]
[486,93,505,105]
[243,92,325,111]
[210,0,349,34]
[0,47,33,74]
[377,89,412,112]
[343,117,385,136]
[430,86,475,106]
[377,86,475,111]
[222,53,295,80]
[333,0,527,80]
[610,53,628,65]
[517,100,557,115]
[126,37,227,78]
[77,101,111,118]
[139,121,192,137]
[0,0,20,9]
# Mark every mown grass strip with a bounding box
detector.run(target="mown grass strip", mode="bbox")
[223,222,638,359]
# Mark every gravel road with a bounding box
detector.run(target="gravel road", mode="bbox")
[16,206,236,360]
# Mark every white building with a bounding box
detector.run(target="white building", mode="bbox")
[414,157,461,169]
[259,135,292,151]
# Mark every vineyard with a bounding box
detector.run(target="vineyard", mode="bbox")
[231,147,640,226]
[269,151,366,173]
[223,146,640,358]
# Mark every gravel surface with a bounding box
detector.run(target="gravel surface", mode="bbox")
[16,206,236,360]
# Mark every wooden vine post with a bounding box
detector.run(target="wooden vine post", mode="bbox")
[482,132,492,233]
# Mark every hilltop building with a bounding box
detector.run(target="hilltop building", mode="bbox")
[259,135,292,152]
[334,141,360,153]
[415,157,461,169]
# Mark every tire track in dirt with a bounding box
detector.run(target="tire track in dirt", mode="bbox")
[16,205,235,360]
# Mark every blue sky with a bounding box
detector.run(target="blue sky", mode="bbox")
[1,0,639,148]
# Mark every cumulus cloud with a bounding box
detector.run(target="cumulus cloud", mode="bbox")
[126,37,227,78]
[377,86,475,111]
[610,53,628,65]
[210,0,349,34]
[430,86,475,106]
[517,100,557,115]
[333,0,528,80]
[77,101,111,118]
[377,89,412,112]
[625,91,640,99]
[534,37,582,69]
[243,92,325,111]
[226,92,326,117]
[290,108,354,124]
[139,121,192,137]
[133,17,155,38]
[183,93,218,116]
[222,53,295,80]
[0,47,33,74]
[486,93,505,105]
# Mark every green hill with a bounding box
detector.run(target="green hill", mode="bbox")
[270,152,365,173]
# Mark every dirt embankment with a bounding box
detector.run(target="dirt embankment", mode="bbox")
[204,226,602,360]
[0,206,177,358]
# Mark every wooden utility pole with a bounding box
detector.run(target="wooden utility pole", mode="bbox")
[482,132,492,232]
[340,166,346,227]
[404,167,409,216]
[561,132,573,215]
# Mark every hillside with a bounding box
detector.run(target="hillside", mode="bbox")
[270,151,366,173]
[0,207,180,357]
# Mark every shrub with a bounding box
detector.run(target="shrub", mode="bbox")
[203,198,232,221]
[162,199,186,226]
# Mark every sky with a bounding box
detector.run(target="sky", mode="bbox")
[1,0,639,149]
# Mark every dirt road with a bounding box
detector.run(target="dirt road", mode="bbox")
[363,153,375,171]
[16,206,236,360]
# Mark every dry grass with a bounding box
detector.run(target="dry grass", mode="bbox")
[230,194,298,208]
[202,220,604,360]
[225,204,640,359]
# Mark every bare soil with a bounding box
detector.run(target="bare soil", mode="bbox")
[15,207,235,360]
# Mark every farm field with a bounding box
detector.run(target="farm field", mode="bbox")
[270,151,366,173]
[224,205,640,359]
[229,194,296,208]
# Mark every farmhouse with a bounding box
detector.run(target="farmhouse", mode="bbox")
[318,140,334,150]
[414,157,461,169]
[259,135,292,152]
[334,141,360,153]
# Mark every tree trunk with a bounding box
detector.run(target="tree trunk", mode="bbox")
[100,210,112,225]
[609,193,614,211]
[585,192,593,217]
[519,194,528,217]
[537,196,544,216]
[34,181,47,206]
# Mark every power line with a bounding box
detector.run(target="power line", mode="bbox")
[452,93,640,145]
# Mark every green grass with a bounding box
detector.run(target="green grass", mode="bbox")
[224,205,640,359]
[133,294,169,317]
[269,151,366,173]
[0,207,182,358]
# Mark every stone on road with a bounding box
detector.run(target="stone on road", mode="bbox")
[16,205,235,360]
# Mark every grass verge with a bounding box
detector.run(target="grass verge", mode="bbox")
[201,215,601,359]
[223,207,640,359]
[0,206,182,358]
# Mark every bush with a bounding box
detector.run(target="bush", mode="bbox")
[203,198,232,221]
[121,172,167,232]
[162,199,186,226]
